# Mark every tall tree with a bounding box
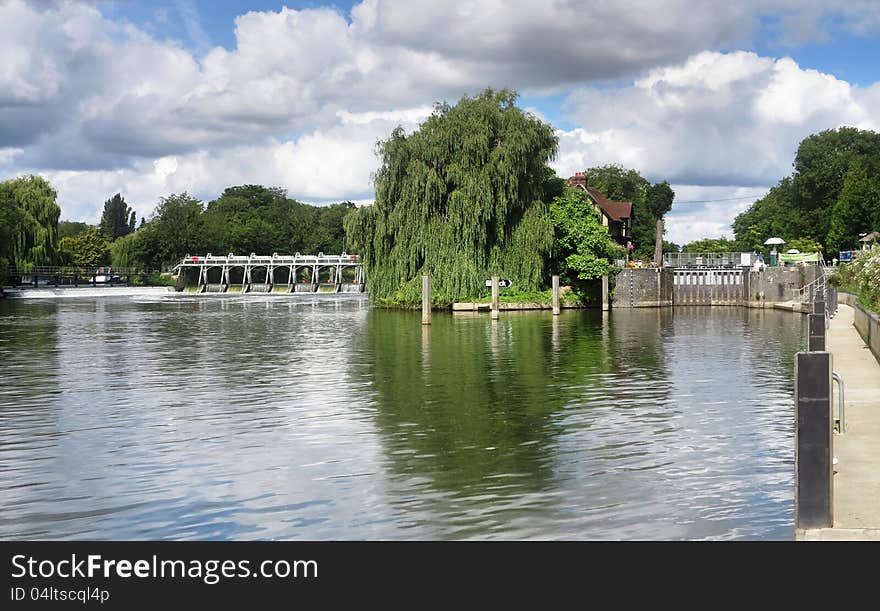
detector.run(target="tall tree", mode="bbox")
[136,193,205,268]
[682,237,738,253]
[549,187,623,283]
[0,175,60,269]
[344,89,559,305]
[202,185,316,255]
[100,193,136,240]
[733,127,880,255]
[58,221,89,240]
[581,165,656,259]
[826,159,880,252]
[59,226,111,267]
[0,192,21,284]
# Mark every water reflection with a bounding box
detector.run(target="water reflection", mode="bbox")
[0,297,801,540]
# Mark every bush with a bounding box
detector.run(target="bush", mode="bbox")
[837,250,880,311]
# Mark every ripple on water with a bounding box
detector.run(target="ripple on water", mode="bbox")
[0,298,800,540]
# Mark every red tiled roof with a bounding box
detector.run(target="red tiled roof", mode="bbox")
[585,187,632,222]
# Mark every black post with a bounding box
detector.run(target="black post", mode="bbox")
[74,274,78,287]
[33,274,38,288]
[795,351,833,529]
[808,313,825,351]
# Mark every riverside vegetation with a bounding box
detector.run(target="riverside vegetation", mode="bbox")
[5,91,880,303]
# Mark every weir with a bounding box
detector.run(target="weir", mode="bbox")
[173,253,365,295]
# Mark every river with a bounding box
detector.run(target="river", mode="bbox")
[0,294,805,540]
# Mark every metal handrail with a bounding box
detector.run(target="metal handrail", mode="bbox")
[798,269,827,304]
[833,371,845,433]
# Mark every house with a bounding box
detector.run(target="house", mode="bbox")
[566,172,633,248]
[859,231,880,251]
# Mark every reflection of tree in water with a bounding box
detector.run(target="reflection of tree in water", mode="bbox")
[0,301,60,413]
[358,309,644,498]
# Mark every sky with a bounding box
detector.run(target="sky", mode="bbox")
[2,1,880,246]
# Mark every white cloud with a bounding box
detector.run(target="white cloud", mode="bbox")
[663,186,770,246]
[555,51,880,190]
[41,109,428,222]
[3,0,880,242]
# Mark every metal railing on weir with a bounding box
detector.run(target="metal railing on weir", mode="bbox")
[662,252,760,268]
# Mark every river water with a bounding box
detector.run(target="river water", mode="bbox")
[0,294,805,540]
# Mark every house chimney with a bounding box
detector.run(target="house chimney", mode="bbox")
[567,171,588,189]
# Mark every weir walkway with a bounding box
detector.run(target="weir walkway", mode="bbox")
[798,303,880,540]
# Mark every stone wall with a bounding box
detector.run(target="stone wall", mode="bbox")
[744,266,817,307]
[614,269,672,307]
[615,266,818,308]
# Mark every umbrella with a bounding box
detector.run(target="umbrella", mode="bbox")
[763,237,785,245]
[786,248,800,254]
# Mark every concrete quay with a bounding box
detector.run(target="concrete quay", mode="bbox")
[796,303,880,540]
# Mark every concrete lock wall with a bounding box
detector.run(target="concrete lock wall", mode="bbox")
[746,267,815,306]
[615,269,673,307]
[615,266,817,308]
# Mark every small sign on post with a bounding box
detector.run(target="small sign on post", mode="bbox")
[485,279,513,288]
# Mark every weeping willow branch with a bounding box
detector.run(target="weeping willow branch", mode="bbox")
[344,89,559,306]
[0,175,61,270]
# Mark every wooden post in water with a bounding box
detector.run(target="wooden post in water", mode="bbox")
[552,275,560,316]
[422,275,431,325]
[601,275,609,311]
[491,276,500,320]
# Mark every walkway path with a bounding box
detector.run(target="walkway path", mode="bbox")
[798,303,880,540]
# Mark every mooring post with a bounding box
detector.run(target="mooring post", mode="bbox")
[491,275,500,320]
[422,275,431,325]
[808,313,826,351]
[795,351,833,530]
[552,275,560,316]
[601,275,609,311]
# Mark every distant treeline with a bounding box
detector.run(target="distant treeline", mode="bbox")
[732,127,880,256]
[109,186,355,270]
[0,179,355,283]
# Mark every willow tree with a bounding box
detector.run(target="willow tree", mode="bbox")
[344,89,559,305]
[0,175,61,269]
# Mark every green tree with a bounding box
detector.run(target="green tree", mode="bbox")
[99,193,136,240]
[683,236,738,253]
[733,127,880,256]
[314,201,356,254]
[826,159,880,252]
[344,89,559,305]
[139,193,205,268]
[59,221,89,239]
[202,185,317,255]
[0,175,60,269]
[59,226,110,266]
[0,194,21,284]
[786,237,824,254]
[549,187,623,282]
[109,231,138,268]
[581,165,658,259]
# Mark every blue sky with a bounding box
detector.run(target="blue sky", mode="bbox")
[2,0,880,245]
